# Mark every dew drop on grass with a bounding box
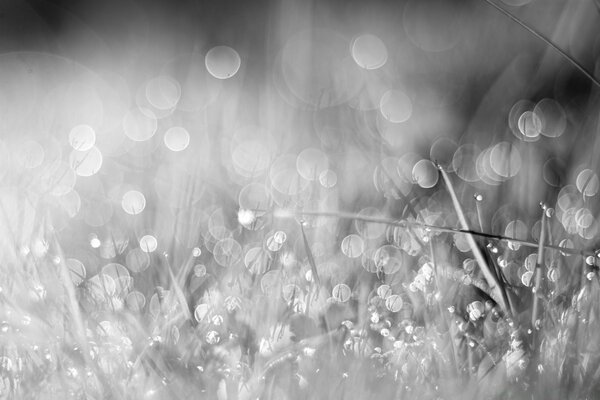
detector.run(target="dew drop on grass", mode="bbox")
[332,283,352,303]
[341,234,364,258]
[351,34,388,70]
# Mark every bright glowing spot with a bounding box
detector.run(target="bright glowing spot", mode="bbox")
[412,159,439,188]
[380,90,413,123]
[139,235,158,253]
[69,125,96,151]
[145,76,181,110]
[238,209,256,227]
[205,46,241,79]
[352,34,388,70]
[164,126,190,152]
[123,107,158,141]
[122,190,146,215]
[90,234,101,249]
[69,146,103,176]
[192,247,202,257]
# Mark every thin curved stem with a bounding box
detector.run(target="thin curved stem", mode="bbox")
[482,0,600,89]
[273,208,594,257]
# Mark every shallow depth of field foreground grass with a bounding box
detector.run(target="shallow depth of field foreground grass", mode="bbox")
[0,0,600,399]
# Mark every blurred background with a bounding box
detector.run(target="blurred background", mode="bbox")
[0,0,600,398]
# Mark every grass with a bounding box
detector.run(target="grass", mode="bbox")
[0,1,600,399]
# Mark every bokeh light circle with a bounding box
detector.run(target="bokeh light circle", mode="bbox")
[351,34,388,70]
[69,124,96,151]
[164,126,190,152]
[69,146,103,177]
[205,46,241,79]
[122,190,146,215]
[139,235,158,253]
[123,107,158,142]
[380,90,413,123]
